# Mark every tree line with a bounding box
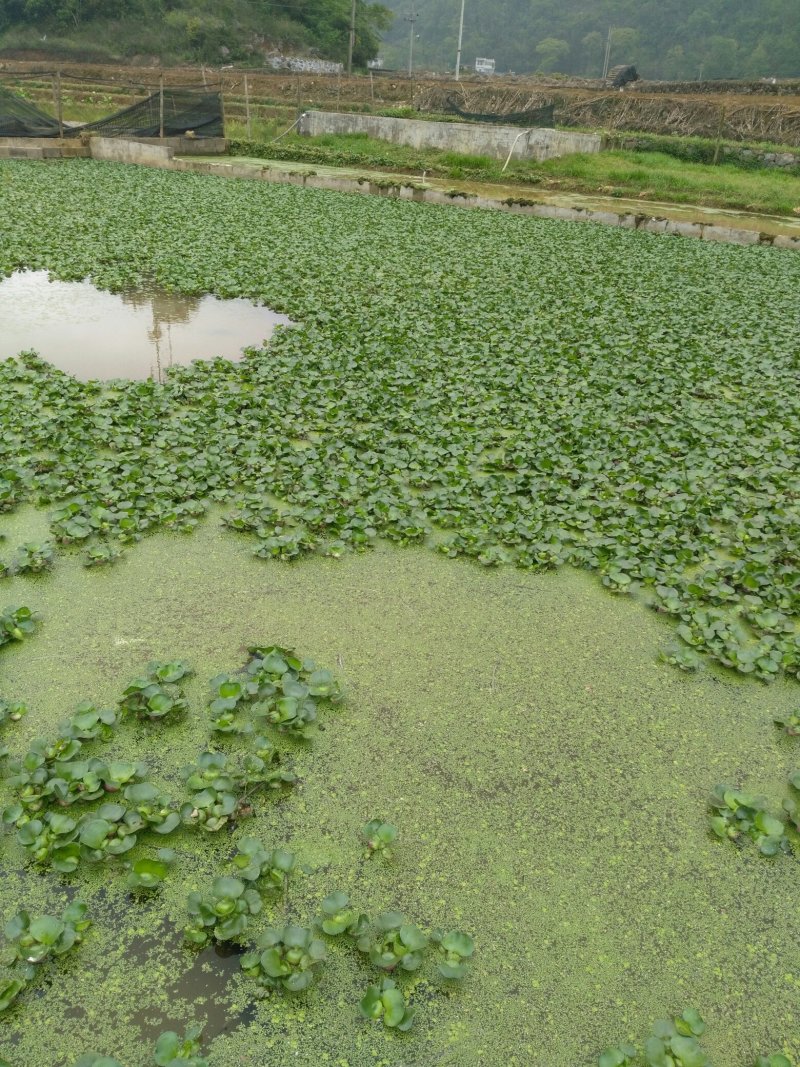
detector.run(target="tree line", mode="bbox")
[380,0,800,80]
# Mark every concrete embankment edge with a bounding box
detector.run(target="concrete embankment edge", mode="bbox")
[1,135,798,252]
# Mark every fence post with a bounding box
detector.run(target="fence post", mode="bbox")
[244,73,252,139]
[159,72,165,139]
[52,70,64,139]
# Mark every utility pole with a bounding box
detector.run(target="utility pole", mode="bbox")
[454,0,465,81]
[347,0,356,75]
[405,2,418,78]
[602,26,613,82]
[159,71,165,139]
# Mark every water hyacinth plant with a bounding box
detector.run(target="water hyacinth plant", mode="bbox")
[119,661,193,722]
[361,819,398,859]
[184,876,262,946]
[431,928,475,979]
[318,890,368,938]
[0,605,37,648]
[774,710,800,737]
[153,1024,208,1067]
[708,785,790,856]
[599,1008,709,1067]
[356,911,428,972]
[0,901,90,1014]
[240,925,326,992]
[126,849,177,892]
[359,977,415,1031]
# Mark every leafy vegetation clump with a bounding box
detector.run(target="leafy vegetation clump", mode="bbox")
[360,819,398,858]
[774,710,800,737]
[207,645,341,739]
[118,661,193,722]
[356,911,428,972]
[708,785,791,855]
[0,606,36,649]
[153,1024,208,1067]
[1,163,800,686]
[0,900,90,1013]
[599,1008,710,1066]
[359,977,415,1031]
[783,771,800,832]
[0,698,27,759]
[184,876,262,946]
[431,928,475,980]
[318,891,367,938]
[82,542,123,568]
[126,849,176,892]
[241,925,327,992]
[77,1026,208,1067]
[1,541,55,576]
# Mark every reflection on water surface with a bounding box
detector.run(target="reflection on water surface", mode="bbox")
[0,270,291,382]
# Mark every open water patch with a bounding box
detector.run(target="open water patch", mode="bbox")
[0,270,291,382]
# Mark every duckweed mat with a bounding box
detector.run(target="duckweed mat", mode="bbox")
[0,520,797,1066]
[0,158,798,1065]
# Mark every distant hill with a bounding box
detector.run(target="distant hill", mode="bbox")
[379,0,800,80]
[0,0,391,67]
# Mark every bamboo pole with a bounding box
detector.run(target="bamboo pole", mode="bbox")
[159,72,165,139]
[52,70,64,140]
[244,73,252,139]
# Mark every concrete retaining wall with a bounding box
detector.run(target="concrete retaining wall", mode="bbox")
[298,110,601,162]
[0,135,226,163]
[0,137,89,159]
[169,158,800,252]
[90,137,174,167]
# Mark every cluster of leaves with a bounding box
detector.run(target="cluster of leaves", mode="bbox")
[119,661,192,722]
[0,541,54,577]
[0,901,90,1014]
[185,836,298,946]
[1,162,800,686]
[1,691,184,871]
[185,875,263,946]
[0,605,36,649]
[0,697,26,759]
[360,818,398,858]
[241,925,327,992]
[313,892,474,1030]
[77,1024,208,1067]
[599,1008,709,1066]
[774,709,800,737]
[208,644,341,739]
[708,785,791,856]
[180,744,295,832]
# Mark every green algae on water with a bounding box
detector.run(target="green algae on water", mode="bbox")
[0,521,796,1066]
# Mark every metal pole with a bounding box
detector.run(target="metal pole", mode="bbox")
[455,0,465,81]
[406,1,417,77]
[347,0,356,75]
[159,72,165,138]
[244,73,252,139]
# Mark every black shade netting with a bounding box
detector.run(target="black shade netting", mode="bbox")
[445,99,555,127]
[0,86,62,137]
[70,88,224,138]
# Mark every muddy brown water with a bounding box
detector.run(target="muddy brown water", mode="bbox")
[0,270,292,382]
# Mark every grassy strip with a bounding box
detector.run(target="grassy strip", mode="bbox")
[229,131,800,215]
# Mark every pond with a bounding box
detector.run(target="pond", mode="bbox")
[0,270,292,382]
